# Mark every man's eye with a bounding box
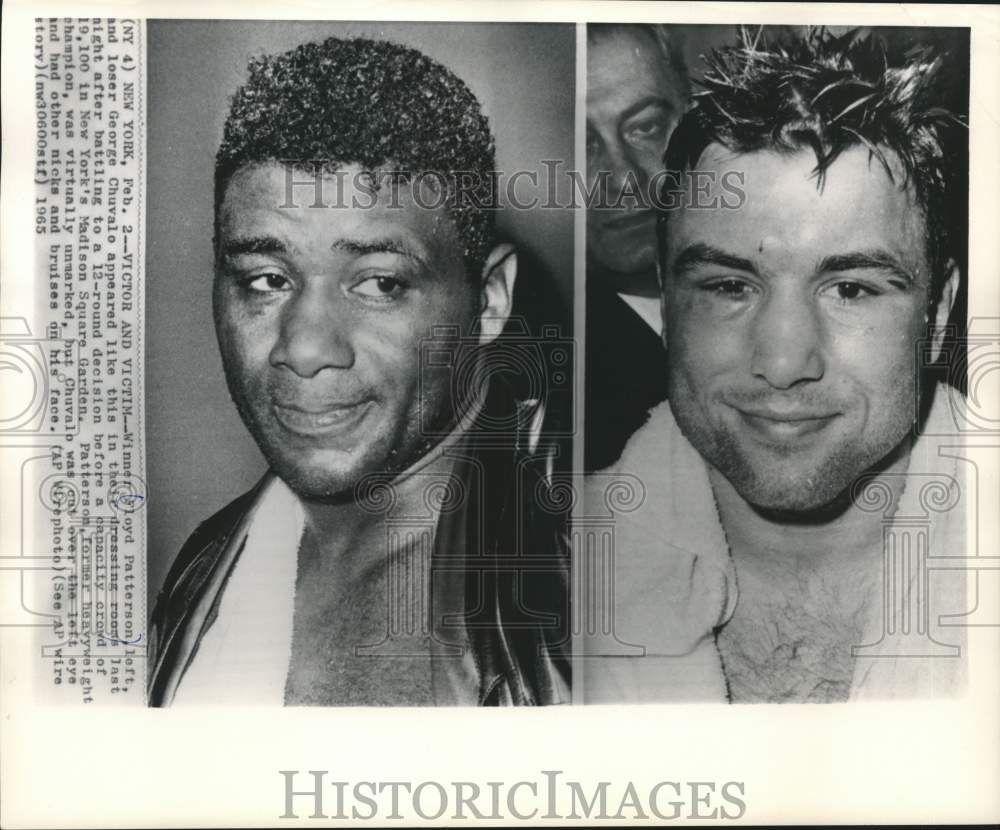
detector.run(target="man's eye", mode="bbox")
[703,279,754,299]
[624,117,667,145]
[352,275,407,299]
[824,281,880,303]
[244,273,291,293]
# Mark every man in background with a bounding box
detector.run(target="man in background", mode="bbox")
[585,23,690,470]
[585,27,969,702]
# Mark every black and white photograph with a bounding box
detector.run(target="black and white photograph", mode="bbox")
[144,21,575,707]
[1,2,998,827]
[581,23,974,704]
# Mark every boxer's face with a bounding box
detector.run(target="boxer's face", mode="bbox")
[213,162,482,500]
[663,144,956,512]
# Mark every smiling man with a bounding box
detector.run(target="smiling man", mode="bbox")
[147,36,569,706]
[584,28,969,703]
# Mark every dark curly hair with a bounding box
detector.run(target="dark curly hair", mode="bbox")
[659,26,968,299]
[215,36,497,276]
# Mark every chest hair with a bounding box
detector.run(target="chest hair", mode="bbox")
[716,568,875,703]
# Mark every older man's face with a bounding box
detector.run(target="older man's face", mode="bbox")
[213,163,480,499]
[586,27,686,281]
[664,145,950,512]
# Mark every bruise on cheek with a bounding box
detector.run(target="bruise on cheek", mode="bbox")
[239,309,268,322]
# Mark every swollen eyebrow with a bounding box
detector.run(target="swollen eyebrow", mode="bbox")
[671,243,757,277]
[817,251,915,285]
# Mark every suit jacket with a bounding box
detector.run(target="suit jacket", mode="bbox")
[585,274,669,471]
[147,378,571,706]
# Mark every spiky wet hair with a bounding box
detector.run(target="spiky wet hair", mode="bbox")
[214,36,497,275]
[661,26,967,297]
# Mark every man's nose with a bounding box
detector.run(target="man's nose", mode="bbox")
[596,140,649,201]
[269,283,355,377]
[749,288,825,389]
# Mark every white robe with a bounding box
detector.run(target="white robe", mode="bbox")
[582,384,969,702]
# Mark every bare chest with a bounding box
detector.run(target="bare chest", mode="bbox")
[283,540,436,706]
[716,586,872,704]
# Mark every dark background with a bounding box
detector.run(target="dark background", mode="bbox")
[145,21,576,599]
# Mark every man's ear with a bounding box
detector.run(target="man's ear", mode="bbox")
[928,259,960,364]
[477,243,517,346]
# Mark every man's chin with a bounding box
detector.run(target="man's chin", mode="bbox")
[260,444,378,503]
[706,443,851,514]
[271,463,364,503]
[740,482,855,520]
[721,453,887,521]
[262,436,434,505]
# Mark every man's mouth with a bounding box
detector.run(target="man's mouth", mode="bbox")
[602,209,655,233]
[272,399,374,436]
[733,405,840,443]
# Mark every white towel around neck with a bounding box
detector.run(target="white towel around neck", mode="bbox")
[172,478,303,705]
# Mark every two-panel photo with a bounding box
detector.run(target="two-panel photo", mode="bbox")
[144,20,972,707]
